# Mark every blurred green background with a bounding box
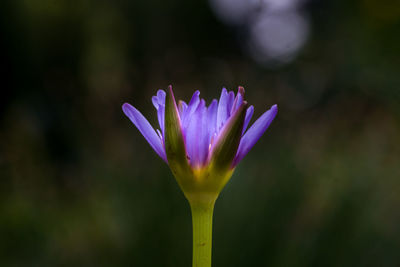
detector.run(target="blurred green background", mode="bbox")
[1,0,400,266]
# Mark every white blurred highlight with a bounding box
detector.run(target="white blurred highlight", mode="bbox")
[209,0,310,66]
[248,11,309,64]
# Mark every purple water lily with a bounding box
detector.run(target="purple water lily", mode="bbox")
[122,86,277,169]
[123,85,277,267]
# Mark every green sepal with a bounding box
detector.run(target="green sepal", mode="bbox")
[164,85,192,181]
[208,101,248,174]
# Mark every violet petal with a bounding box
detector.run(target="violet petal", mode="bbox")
[234,104,277,165]
[122,103,167,162]
[242,105,254,135]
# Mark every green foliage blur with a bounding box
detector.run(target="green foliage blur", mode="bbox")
[1,0,400,266]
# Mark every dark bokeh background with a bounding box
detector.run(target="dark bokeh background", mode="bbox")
[1,0,400,266]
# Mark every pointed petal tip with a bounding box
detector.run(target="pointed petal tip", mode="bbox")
[238,86,245,96]
[167,85,178,104]
[270,104,278,114]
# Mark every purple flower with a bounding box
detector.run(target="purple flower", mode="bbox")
[122,86,277,171]
[123,85,277,267]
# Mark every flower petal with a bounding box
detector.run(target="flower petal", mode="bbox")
[227,91,235,116]
[122,103,167,162]
[234,104,278,165]
[178,100,187,115]
[242,105,254,135]
[157,103,165,134]
[152,90,166,109]
[182,90,200,129]
[186,99,208,167]
[217,88,229,131]
[152,96,159,109]
[207,99,218,139]
[231,87,244,115]
[157,90,166,105]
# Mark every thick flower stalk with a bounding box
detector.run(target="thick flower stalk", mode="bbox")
[122,85,277,267]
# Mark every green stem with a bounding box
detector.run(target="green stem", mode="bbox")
[189,198,216,267]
